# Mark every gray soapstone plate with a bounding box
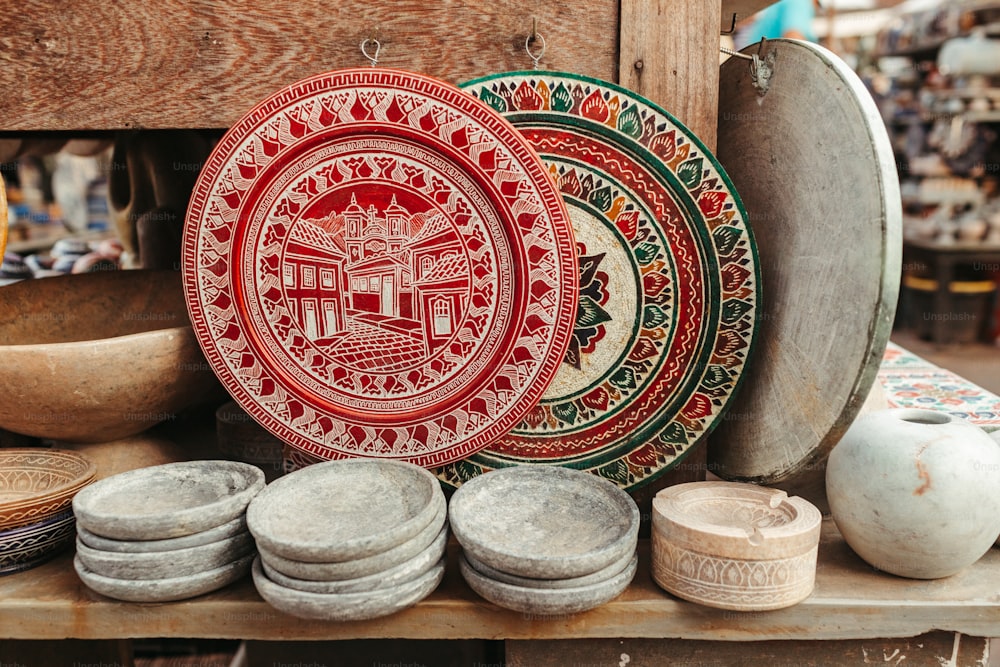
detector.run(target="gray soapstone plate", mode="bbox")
[257,509,446,582]
[74,531,255,580]
[261,523,447,594]
[459,551,638,615]
[76,515,247,553]
[448,466,639,579]
[74,552,254,602]
[247,459,444,562]
[251,555,445,621]
[709,38,902,503]
[463,546,635,590]
[72,461,264,540]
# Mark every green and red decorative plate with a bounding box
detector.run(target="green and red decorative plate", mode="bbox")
[434,72,760,489]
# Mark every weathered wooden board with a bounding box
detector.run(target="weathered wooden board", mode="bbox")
[619,0,722,149]
[0,1,766,133]
[725,0,778,24]
[507,634,991,667]
[0,1,619,131]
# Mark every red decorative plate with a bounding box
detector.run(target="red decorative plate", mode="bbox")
[435,72,759,489]
[183,68,578,467]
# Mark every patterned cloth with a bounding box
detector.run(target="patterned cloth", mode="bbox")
[879,341,1000,430]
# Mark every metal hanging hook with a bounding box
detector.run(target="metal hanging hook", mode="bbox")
[720,38,775,97]
[721,13,738,35]
[525,19,545,70]
[750,39,776,96]
[360,29,381,67]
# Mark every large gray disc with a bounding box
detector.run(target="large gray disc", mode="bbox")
[708,39,901,501]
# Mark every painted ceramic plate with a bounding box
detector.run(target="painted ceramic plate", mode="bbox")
[709,40,901,500]
[435,72,759,489]
[183,68,578,466]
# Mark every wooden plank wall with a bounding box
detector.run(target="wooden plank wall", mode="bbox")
[0,1,619,130]
[620,0,722,148]
[0,0,733,149]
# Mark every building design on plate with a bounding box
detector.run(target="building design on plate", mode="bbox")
[281,192,470,368]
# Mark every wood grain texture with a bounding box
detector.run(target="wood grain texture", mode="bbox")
[508,633,991,667]
[0,1,618,131]
[0,1,769,132]
[619,0,722,149]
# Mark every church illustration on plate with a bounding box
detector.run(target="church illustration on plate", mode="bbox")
[280,193,469,361]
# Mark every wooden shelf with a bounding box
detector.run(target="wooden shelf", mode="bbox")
[2,519,998,641]
[2,419,997,643]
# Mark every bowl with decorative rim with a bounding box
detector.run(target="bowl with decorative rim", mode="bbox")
[0,269,225,442]
[0,509,76,575]
[0,448,96,531]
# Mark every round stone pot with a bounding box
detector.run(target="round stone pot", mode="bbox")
[827,408,1000,579]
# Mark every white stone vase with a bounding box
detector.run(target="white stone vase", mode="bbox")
[827,408,1000,579]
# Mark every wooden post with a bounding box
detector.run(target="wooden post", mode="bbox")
[618,0,724,510]
[619,0,722,150]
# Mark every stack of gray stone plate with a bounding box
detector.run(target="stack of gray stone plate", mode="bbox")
[450,466,640,616]
[247,459,447,621]
[72,461,265,602]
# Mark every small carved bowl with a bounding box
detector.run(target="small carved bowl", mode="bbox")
[651,481,822,611]
[0,509,77,575]
[0,270,225,442]
[0,448,96,531]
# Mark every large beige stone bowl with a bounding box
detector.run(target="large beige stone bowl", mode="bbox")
[0,270,224,441]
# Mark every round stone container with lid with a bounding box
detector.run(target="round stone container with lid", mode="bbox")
[651,481,822,611]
